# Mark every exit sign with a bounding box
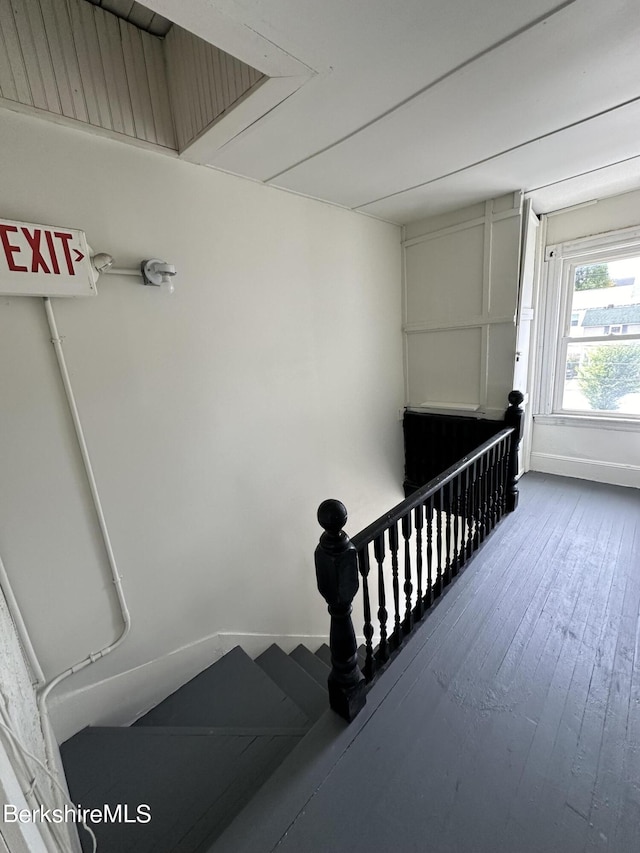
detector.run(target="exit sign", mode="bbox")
[0,219,97,297]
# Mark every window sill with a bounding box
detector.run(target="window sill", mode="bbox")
[534,413,640,432]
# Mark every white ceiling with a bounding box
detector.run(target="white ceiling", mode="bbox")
[86,0,172,35]
[144,0,640,224]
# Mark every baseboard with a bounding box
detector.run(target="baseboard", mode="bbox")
[529,452,640,488]
[51,631,329,744]
[215,632,328,659]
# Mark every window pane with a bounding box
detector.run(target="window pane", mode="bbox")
[562,340,640,414]
[569,257,640,338]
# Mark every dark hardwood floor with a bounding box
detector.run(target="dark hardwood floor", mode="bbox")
[271,472,640,853]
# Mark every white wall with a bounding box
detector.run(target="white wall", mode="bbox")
[530,189,640,487]
[0,110,404,742]
[403,193,523,418]
[543,190,640,245]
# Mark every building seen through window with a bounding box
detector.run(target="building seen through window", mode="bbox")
[561,257,640,415]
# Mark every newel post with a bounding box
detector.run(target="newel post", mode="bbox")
[315,499,366,722]
[504,390,524,512]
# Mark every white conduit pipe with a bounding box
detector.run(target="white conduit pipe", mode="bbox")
[39,297,131,774]
[103,268,140,277]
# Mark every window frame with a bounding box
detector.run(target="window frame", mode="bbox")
[538,224,640,424]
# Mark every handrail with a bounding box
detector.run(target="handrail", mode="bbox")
[314,390,524,722]
[351,427,514,550]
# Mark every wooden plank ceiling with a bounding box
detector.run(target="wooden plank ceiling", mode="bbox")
[0,0,264,153]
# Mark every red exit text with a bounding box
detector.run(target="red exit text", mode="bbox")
[0,224,85,276]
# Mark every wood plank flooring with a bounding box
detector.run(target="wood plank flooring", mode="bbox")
[269,473,640,853]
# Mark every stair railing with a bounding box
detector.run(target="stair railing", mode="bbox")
[315,390,523,721]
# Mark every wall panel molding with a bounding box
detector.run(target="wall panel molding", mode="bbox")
[404,316,515,333]
[402,193,523,413]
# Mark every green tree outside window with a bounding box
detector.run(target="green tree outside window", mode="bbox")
[577,343,640,410]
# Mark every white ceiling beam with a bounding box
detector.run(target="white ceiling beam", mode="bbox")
[138,0,314,78]
[358,100,640,223]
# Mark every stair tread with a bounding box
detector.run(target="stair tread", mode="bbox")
[62,726,302,853]
[316,642,367,670]
[134,646,309,729]
[314,643,331,667]
[256,645,327,722]
[289,645,330,688]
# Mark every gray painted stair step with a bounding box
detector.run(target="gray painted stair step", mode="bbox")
[315,642,367,669]
[289,644,330,688]
[134,646,308,729]
[62,726,302,853]
[314,643,331,667]
[256,645,327,722]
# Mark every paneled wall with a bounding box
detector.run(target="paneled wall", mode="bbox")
[403,193,523,418]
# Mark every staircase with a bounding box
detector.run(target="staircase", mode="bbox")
[61,643,339,853]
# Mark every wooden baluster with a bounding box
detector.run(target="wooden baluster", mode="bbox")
[501,437,510,515]
[451,476,460,578]
[357,547,375,682]
[465,464,474,560]
[505,390,524,511]
[485,450,491,536]
[495,442,504,523]
[401,512,414,633]
[483,448,491,535]
[493,445,501,527]
[479,453,488,543]
[373,534,389,665]
[389,522,402,648]
[425,496,434,608]
[479,456,487,542]
[444,482,452,587]
[488,445,497,532]
[315,499,366,721]
[434,489,443,598]
[458,467,468,568]
[415,504,424,620]
[503,437,510,514]
[472,459,481,550]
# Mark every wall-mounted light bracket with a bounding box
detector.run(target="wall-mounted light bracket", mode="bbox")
[141,259,177,294]
[97,256,178,294]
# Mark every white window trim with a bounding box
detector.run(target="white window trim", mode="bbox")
[533,413,640,433]
[536,223,640,425]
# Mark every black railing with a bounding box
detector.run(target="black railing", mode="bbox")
[315,391,524,721]
[403,410,509,496]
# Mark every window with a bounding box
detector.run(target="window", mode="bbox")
[539,227,640,420]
